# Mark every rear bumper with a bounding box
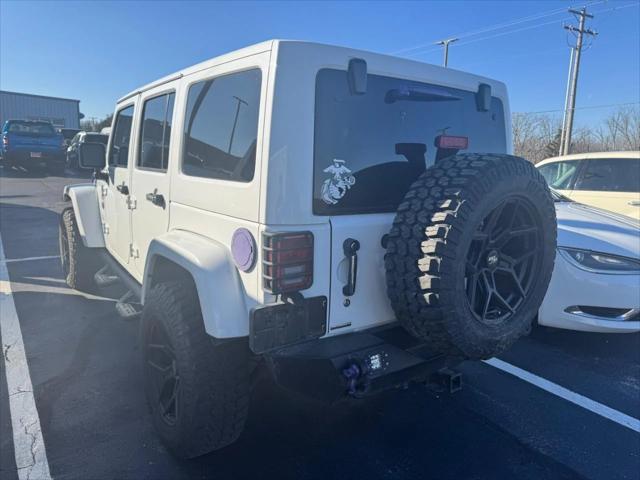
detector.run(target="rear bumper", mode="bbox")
[4,149,64,164]
[265,324,460,402]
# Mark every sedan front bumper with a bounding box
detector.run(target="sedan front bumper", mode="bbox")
[538,251,640,333]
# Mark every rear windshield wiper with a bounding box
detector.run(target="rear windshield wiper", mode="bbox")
[385,86,461,104]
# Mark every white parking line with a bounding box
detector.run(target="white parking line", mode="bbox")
[484,357,640,433]
[2,255,60,265]
[0,234,52,480]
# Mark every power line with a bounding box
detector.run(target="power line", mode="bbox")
[392,3,573,55]
[519,101,639,115]
[396,1,638,59]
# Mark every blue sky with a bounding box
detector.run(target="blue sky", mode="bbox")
[1,0,638,127]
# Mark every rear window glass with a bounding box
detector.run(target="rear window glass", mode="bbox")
[313,69,506,215]
[85,134,109,144]
[182,69,261,182]
[6,121,55,136]
[574,158,640,192]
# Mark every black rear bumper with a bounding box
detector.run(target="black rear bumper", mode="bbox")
[4,150,64,164]
[265,324,461,402]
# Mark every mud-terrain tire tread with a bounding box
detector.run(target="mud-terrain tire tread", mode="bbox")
[60,208,100,290]
[385,153,556,359]
[141,281,250,459]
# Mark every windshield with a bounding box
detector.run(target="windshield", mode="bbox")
[6,121,56,136]
[313,69,507,215]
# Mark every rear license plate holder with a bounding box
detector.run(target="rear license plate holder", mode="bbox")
[250,296,327,354]
[30,152,43,158]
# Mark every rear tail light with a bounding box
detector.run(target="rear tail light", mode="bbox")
[435,135,469,150]
[263,231,313,294]
[2,136,8,147]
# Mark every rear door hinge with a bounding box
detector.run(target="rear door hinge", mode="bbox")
[129,244,140,259]
[100,184,108,197]
[126,195,137,210]
[102,222,110,235]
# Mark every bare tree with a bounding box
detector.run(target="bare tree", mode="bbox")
[513,106,639,162]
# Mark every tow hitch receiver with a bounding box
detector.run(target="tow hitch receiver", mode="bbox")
[432,367,462,393]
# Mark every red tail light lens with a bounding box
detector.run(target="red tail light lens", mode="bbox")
[2,136,8,146]
[263,231,313,294]
[435,135,469,150]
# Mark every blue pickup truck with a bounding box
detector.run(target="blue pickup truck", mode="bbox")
[1,120,66,174]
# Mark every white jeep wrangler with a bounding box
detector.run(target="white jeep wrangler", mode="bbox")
[60,40,556,458]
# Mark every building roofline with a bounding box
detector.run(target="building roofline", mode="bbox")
[0,90,80,103]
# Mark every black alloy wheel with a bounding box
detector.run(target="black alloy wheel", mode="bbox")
[465,196,541,325]
[145,321,181,426]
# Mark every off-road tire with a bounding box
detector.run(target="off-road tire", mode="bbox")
[385,153,556,359]
[141,281,250,459]
[59,208,100,291]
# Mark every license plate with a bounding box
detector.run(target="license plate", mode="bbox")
[30,152,42,158]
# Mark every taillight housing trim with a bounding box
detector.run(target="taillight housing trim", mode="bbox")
[262,231,314,294]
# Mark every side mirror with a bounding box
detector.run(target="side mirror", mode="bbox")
[78,142,106,170]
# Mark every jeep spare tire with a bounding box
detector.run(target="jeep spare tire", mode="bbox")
[385,153,556,360]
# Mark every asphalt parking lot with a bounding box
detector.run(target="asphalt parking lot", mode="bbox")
[0,164,639,480]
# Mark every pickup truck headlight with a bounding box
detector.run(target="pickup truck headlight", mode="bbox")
[559,247,640,274]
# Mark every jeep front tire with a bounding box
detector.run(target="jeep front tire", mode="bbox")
[59,208,100,291]
[141,281,250,458]
[385,154,556,359]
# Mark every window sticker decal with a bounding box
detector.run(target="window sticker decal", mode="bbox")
[321,158,356,205]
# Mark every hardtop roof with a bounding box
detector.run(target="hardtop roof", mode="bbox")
[117,39,506,104]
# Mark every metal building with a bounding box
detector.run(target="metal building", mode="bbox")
[0,90,81,130]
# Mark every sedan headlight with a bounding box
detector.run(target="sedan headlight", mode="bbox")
[559,247,640,274]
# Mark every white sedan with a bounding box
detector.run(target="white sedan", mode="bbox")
[539,192,640,333]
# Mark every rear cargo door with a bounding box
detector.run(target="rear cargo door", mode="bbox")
[327,215,396,332]
[313,68,507,334]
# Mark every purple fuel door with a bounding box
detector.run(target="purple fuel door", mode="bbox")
[231,228,256,272]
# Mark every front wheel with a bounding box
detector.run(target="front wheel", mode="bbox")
[141,281,250,458]
[59,208,100,291]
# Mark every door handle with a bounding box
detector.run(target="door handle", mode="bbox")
[116,184,129,195]
[146,191,165,208]
[628,200,640,206]
[342,238,360,297]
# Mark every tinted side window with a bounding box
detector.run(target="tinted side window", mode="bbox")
[538,160,580,190]
[109,105,134,167]
[182,69,261,182]
[574,158,640,192]
[138,93,175,171]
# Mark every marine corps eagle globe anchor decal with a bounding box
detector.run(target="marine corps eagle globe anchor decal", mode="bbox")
[321,158,356,205]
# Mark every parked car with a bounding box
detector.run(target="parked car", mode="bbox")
[539,191,640,333]
[537,151,640,221]
[66,131,109,169]
[60,128,81,147]
[1,119,66,174]
[60,40,557,458]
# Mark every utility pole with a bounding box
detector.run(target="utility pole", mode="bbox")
[559,7,597,155]
[435,38,458,67]
[228,95,248,154]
